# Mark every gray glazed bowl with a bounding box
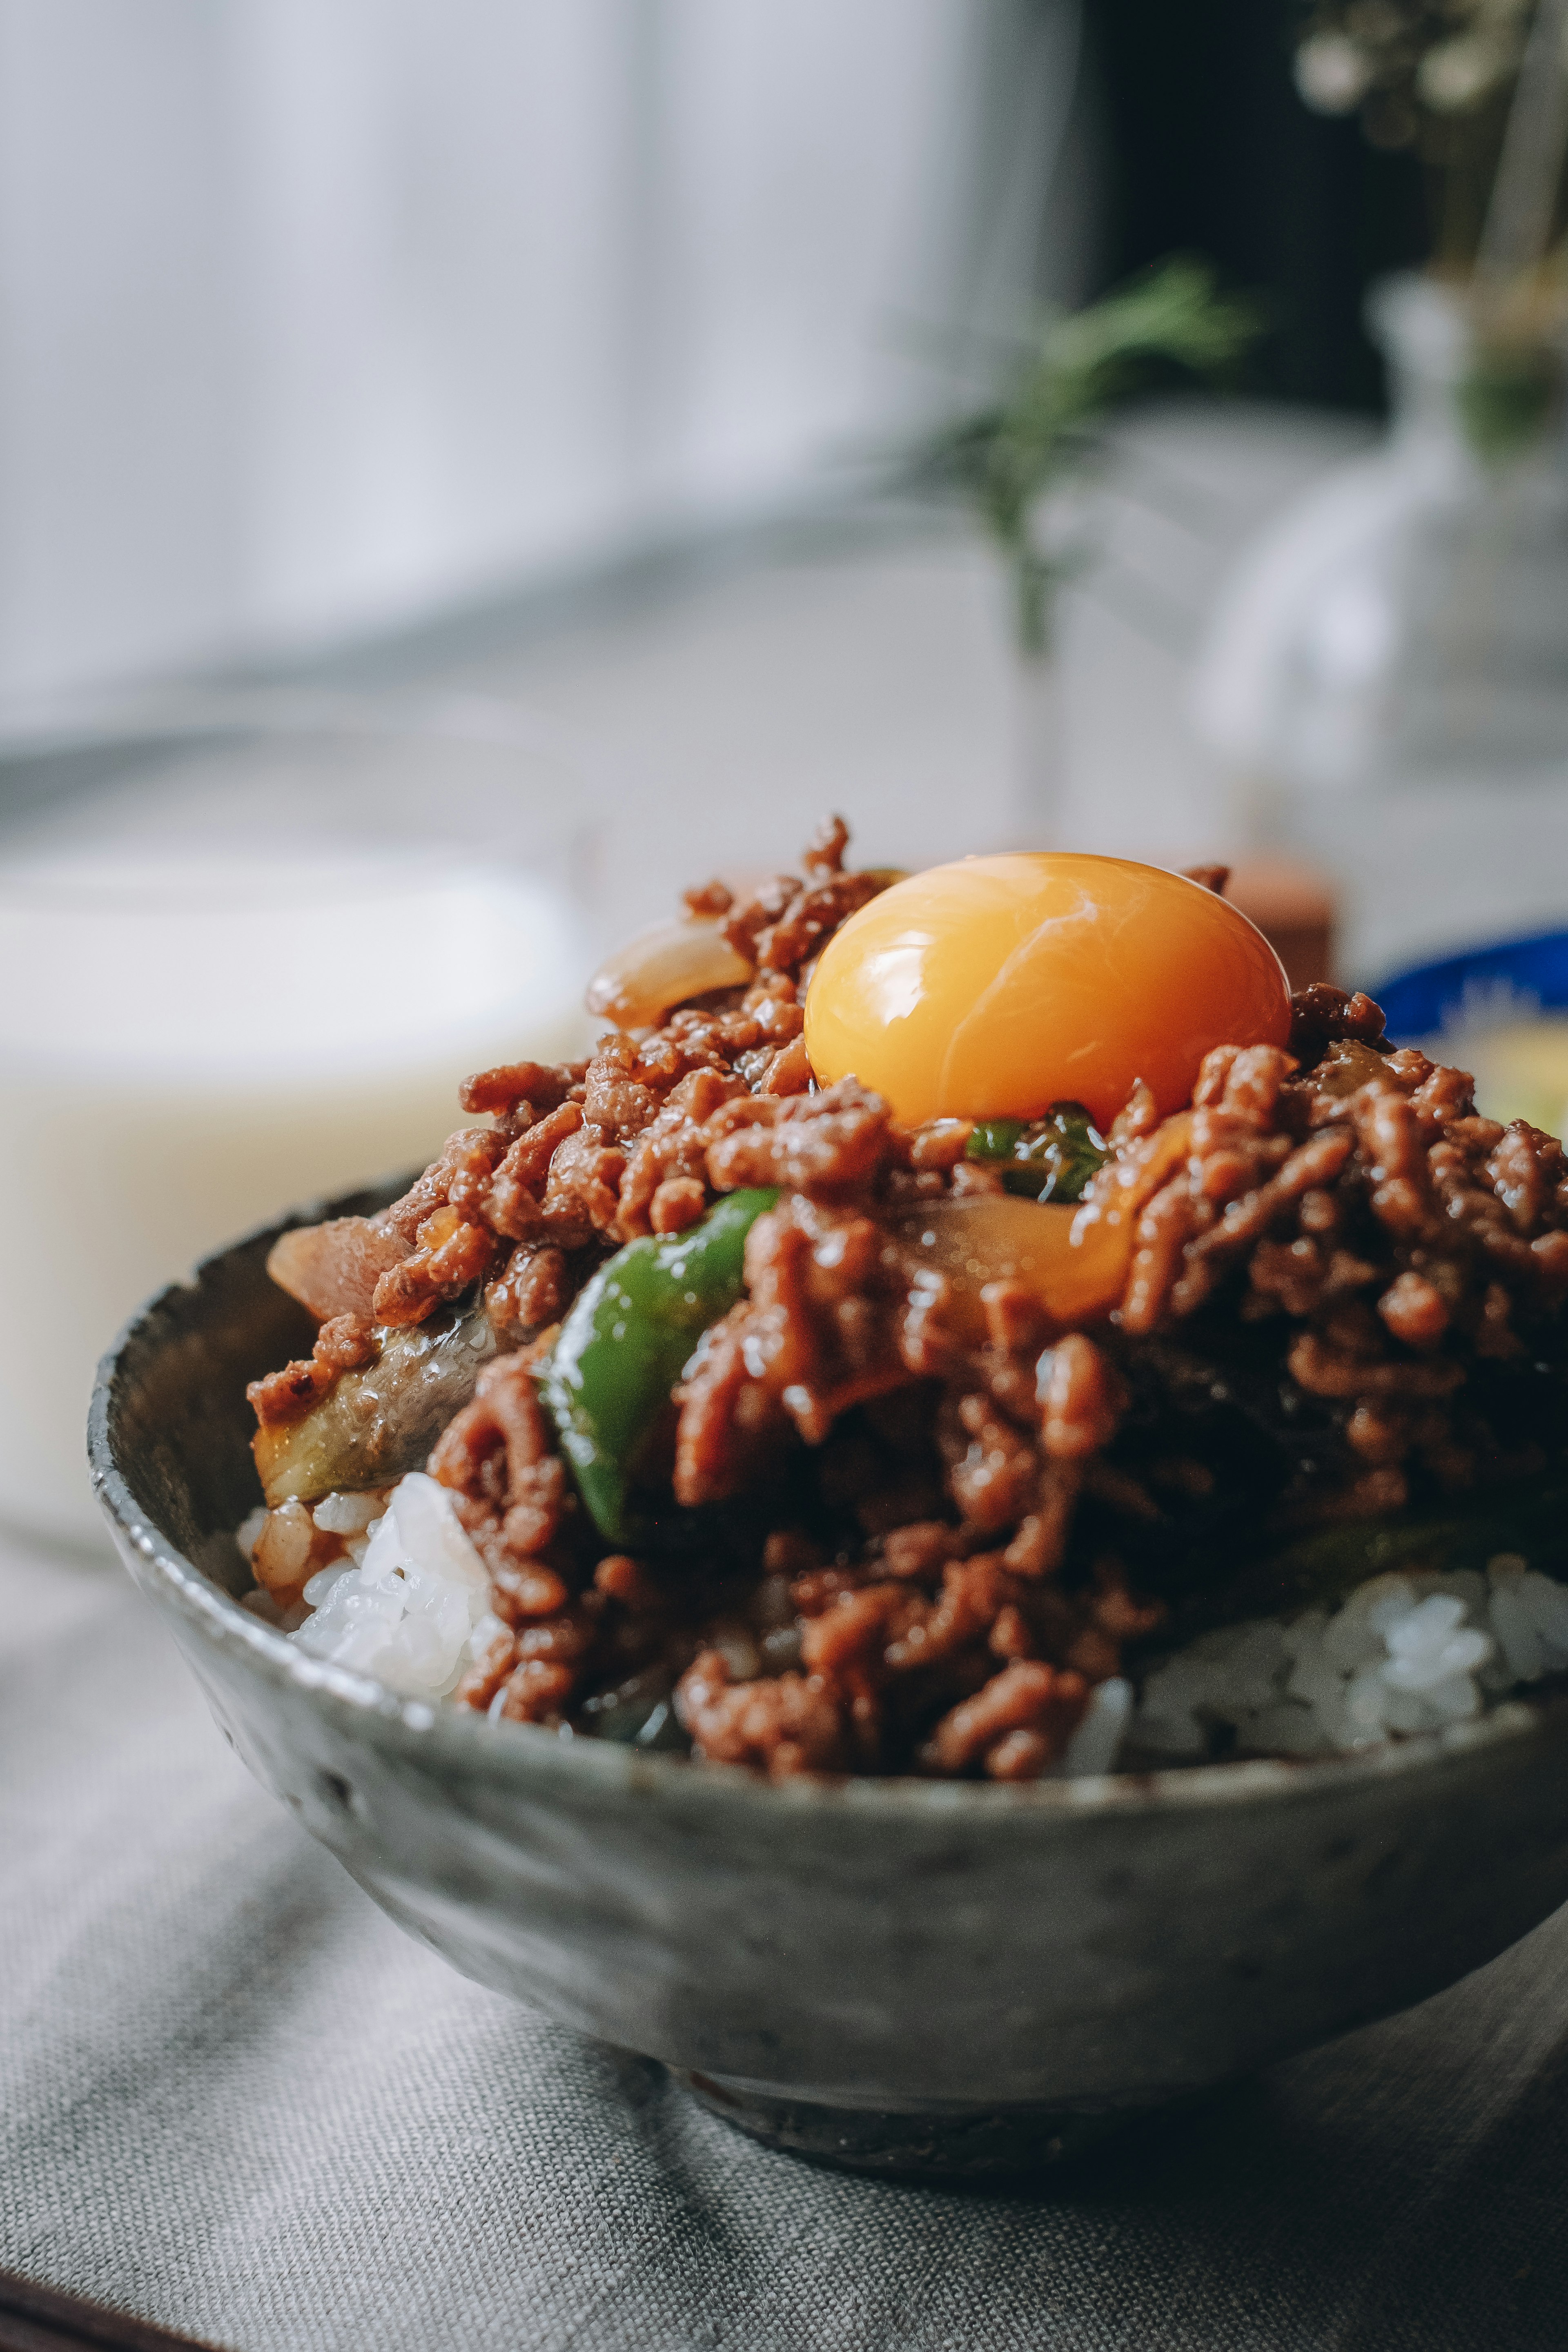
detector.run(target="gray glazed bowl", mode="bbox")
[91,1187,1568,2177]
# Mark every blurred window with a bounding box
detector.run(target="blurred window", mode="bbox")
[0,0,1085,698]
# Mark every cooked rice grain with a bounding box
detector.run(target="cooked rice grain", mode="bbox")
[1134,1554,1568,1762]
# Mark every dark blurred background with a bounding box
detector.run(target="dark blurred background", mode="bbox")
[1089,0,1429,410]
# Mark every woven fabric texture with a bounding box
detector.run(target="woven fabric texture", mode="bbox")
[5,1531,1567,2352]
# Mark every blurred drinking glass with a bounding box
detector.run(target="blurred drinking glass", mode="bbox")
[0,692,599,1550]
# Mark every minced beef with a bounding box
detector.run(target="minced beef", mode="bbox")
[249,823,1568,1780]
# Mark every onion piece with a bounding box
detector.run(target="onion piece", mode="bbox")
[267,1216,407,1322]
[1067,1112,1195,1252]
[893,1197,1109,1341]
[892,1113,1195,1335]
[585,918,755,1030]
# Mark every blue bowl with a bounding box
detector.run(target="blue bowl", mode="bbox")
[1375,929,1568,1043]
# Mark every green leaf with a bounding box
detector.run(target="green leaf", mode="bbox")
[900,255,1264,655]
[966,1102,1111,1203]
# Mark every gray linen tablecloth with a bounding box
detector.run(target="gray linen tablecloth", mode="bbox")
[6,1527,1568,2352]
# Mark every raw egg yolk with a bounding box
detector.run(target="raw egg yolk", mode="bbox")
[803,852,1292,1130]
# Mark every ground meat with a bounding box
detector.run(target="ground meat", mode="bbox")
[372,1206,498,1327]
[616,1068,745,1240]
[641,978,1568,1771]
[258,824,1568,1781]
[247,1312,377,1429]
[458,1059,576,1120]
[427,1352,604,1724]
[1288,982,1387,1063]
[752,873,885,974]
[485,1243,570,1339]
[683,879,734,920]
[676,1653,850,1777]
[705,1078,894,1196]
[920,1659,1089,1778]
[429,1352,570,1568]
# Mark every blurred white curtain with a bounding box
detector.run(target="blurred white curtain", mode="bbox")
[0,0,1084,697]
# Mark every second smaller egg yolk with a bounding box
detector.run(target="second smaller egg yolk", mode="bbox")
[802,852,1292,1130]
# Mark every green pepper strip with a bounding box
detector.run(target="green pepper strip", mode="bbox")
[967,1118,1028,1163]
[537,1187,780,1544]
[966,1103,1110,1204]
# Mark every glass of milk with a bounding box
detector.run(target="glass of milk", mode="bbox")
[0,691,601,1550]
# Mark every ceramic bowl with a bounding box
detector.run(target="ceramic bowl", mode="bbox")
[90,1187,1568,2178]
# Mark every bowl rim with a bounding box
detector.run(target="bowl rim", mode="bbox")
[89,1217,1568,1825]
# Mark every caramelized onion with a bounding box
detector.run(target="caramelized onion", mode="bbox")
[893,1196,1115,1341]
[1312,1036,1392,1100]
[893,1113,1195,1336]
[585,918,754,1030]
[266,1216,406,1322]
[1067,1113,1195,1252]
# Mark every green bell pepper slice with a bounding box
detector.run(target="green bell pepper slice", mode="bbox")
[967,1102,1110,1204]
[537,1187,779,1543]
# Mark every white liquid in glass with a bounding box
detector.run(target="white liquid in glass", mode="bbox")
[0,847,587,1544]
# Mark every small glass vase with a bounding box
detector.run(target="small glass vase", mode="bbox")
[1194,274,1568,977]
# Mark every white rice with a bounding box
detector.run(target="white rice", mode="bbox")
[1132,1552,1568,1764]
[1051,1676,1133,1778]
[283,1471,500,1699]
[241,1474,1568,1773]
[310,1490,385,1537]
[236,1504,270,1560]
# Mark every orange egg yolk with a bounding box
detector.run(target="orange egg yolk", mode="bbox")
[802,852,1292,1130]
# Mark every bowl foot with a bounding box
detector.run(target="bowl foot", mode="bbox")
[673,2069,1168,2180]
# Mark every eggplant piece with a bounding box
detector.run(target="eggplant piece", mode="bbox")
[253,1297,499,1506]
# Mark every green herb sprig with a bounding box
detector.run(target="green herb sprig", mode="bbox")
[904,256,1262,656]
[966,1103,1110,1204]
